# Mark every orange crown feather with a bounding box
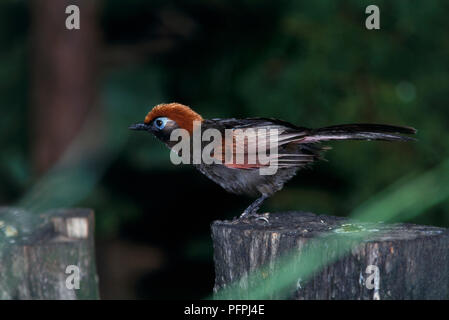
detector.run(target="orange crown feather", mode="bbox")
[144,103,203,134]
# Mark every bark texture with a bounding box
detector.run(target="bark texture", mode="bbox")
[211,211,449,300]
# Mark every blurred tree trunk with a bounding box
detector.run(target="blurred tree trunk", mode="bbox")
[30,0,100,174]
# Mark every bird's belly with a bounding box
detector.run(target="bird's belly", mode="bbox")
[194,164,299,197]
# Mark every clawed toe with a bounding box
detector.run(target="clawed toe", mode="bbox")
[253,214,269,223]
[239,212,270,224]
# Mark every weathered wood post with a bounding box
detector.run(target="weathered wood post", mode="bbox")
[211,211,449,300]
[0,208,99,299]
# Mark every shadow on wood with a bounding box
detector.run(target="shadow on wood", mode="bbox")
[0,208,99,299]
[211,211,449,300]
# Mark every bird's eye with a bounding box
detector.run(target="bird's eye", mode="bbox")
[154,117,168,130]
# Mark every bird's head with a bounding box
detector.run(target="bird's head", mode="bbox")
[129,102,203,144]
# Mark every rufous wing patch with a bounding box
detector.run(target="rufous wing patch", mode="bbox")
[213,128,314,169]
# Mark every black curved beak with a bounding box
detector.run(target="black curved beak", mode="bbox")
[129,123,150,131]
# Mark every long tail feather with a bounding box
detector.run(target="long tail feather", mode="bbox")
[306,123,417,143]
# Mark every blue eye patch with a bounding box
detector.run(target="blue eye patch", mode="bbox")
[154,117,169,130]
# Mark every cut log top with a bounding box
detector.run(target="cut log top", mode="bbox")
[212,211,448,241]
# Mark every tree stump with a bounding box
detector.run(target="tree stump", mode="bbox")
[0,208,99,299]
[211,211,449,300]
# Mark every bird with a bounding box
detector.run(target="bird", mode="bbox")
[129,102,416,222]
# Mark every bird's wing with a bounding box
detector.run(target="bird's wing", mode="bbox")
[201,119,416,169]
[204,118,316,169]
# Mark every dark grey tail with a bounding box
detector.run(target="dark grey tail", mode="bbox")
[308,123,417,142]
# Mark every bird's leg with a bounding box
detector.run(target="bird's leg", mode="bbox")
[238,194,269,222]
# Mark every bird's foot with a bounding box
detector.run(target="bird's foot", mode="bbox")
[237,212,270,224]
[233,195,270,224]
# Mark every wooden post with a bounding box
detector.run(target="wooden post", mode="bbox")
[211,211,449,300]
[0,208,99,299]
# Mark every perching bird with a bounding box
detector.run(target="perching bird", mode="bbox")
[130,102,416,221]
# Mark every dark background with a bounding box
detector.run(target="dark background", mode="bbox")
[0,0,448,299]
